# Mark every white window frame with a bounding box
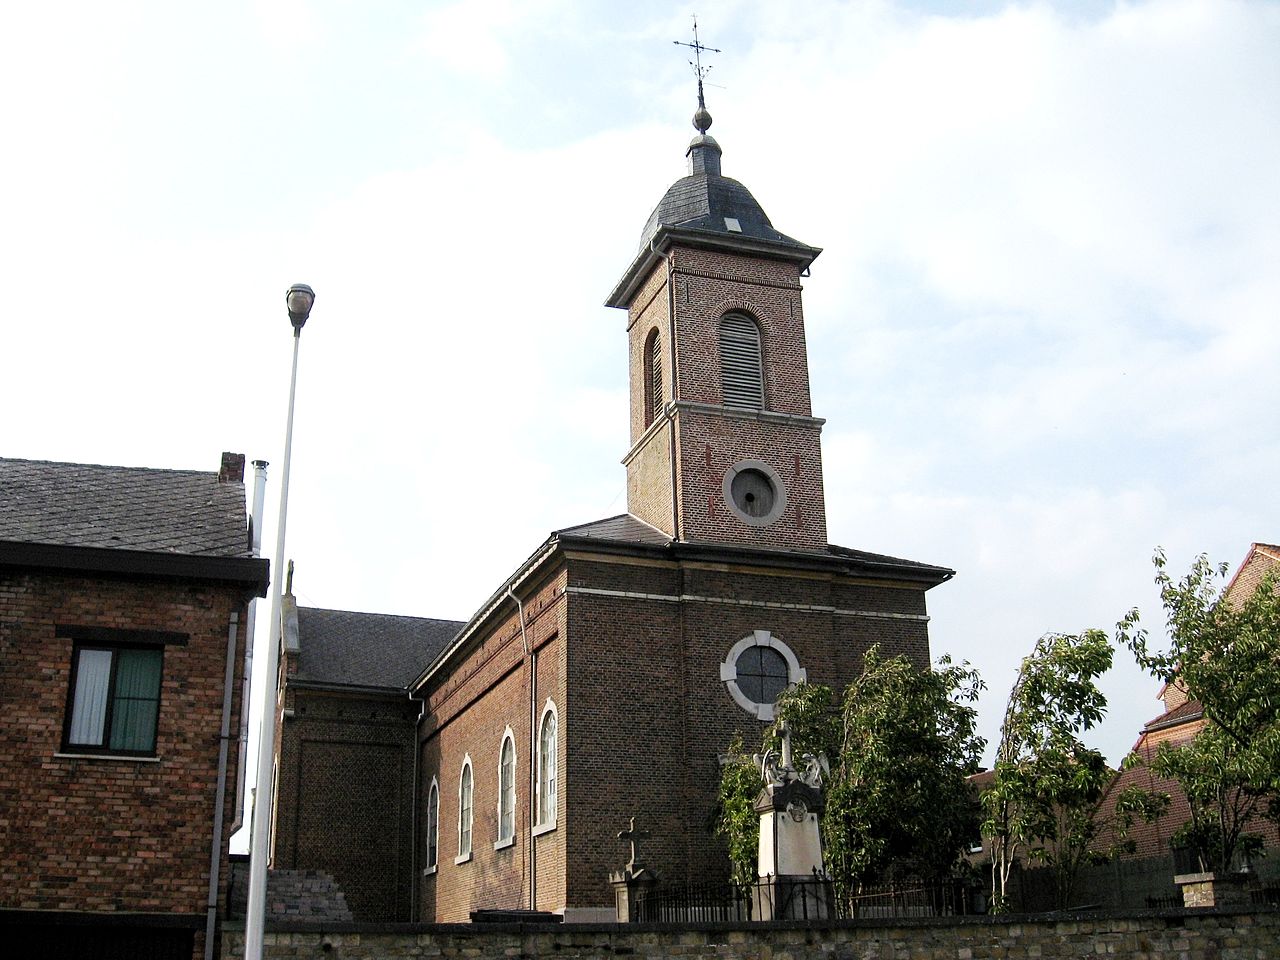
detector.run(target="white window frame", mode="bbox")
[456,755,474,864]
[534,700,559,834]
[719,630,806,721]
[423,777,440,875]
[495,728,516,850]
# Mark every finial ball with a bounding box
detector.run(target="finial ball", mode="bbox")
[693,105,713,134]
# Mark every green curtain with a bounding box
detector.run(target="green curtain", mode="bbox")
[108,648,162,752]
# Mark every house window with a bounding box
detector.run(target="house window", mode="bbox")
[457,757,473,862]
[496,729,516,848]
[644,328,663,426]
[64,643,164,755]
[425,778,440,873]
[719,630,807,721]
[719,312,764,410]
[536,702,558,830]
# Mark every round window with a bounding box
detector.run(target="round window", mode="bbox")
[730,469,776,519]
[735,646,789,704]
[722,460,788,527]
[719,630,806,721]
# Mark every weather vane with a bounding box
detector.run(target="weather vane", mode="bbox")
[673,15,721,132]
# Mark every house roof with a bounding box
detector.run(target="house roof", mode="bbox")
[292,606,463,690]
[0,456,252,557]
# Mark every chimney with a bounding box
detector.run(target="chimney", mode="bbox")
[219,451,246,483]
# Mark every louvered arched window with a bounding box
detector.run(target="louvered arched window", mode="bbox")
[719,313,764,410]
[644,328,663,426]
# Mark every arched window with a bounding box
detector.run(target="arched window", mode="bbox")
[457,757,473,862]
[496,729,516,847]
[536,702,558,829]
[425,778,439,872]
[719,312,764,410]
[644,328,663,426]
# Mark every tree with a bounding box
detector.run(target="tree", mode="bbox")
[716,647,985,888]
[1116,549,1280,873]
[982,630,1118,910]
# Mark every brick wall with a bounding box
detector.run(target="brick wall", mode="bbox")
[273,688,418,921]
[620,244,828,550]
[563,550,934,910]
[221,908,1280,959]
[417,569,568,922]
[0,568,250,957]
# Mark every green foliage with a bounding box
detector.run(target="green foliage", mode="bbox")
[982,629,1122,909]
[716,650,986,888]
[715,734,763,887]
[822,649,985,886]
[1117,550,1280,873]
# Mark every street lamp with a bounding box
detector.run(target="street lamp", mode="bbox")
[244,285,314,960]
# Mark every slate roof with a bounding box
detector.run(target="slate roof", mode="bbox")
[555,514,953,582]
[556,513,671,547]
[294,606,463,689]
[638,165,812,256]
[0,456,252,558]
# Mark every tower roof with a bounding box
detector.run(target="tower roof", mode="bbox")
[636,135,813,257]
[606,117,821,309]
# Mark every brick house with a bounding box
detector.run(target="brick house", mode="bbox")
[1097,542,1280,865]
[274,107,953,922]
[0,453,269,959]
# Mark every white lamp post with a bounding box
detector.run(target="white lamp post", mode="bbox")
[244,283,314,960]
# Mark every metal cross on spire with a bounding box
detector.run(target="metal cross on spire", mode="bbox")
[673,16,721,132]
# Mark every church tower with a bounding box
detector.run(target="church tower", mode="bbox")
[606,101,828,551]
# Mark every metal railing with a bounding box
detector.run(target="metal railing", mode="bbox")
[635,876,982,923]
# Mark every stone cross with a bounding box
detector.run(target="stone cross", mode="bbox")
[617,817,650,871]
[779,720,795,775]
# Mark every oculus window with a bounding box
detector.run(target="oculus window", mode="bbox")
[719,630,806,721]
[722,459,788,527]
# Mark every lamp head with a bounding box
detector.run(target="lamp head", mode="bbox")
[286,283,315,331]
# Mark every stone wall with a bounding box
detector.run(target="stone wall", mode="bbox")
[222,908,1278,959]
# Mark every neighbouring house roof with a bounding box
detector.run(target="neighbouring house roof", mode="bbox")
[0,455,268,591]
[1142,699,1204,734]
[292,605,463,690]
[0,456,254,556]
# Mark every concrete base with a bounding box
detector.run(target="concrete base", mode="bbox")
[1174,872,1253,909]
[752,874,832,921]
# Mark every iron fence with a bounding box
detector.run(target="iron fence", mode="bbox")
[634,876,982,923]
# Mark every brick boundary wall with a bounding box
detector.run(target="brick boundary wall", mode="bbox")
[223,907,1278,959]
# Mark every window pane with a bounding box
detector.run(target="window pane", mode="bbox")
[499,739,515,840]
[427,785,439,867]
[108,648,162,752]
[737,646,789,706]
[68,649,112,745]
[539,714,557,824]
[460,766,473,856]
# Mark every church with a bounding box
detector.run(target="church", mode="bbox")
[270,93,954,924]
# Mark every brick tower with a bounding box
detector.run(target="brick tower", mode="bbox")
[606,104,828,551]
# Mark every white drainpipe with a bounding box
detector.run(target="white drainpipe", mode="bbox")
[231,459,269,833]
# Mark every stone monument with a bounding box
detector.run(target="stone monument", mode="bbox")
[609,818,657,922]
[753,723,831,920]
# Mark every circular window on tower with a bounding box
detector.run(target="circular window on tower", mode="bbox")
[722,459,788,527]
[719,630,806,721]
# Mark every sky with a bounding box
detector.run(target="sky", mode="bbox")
[2,0,1277,846]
